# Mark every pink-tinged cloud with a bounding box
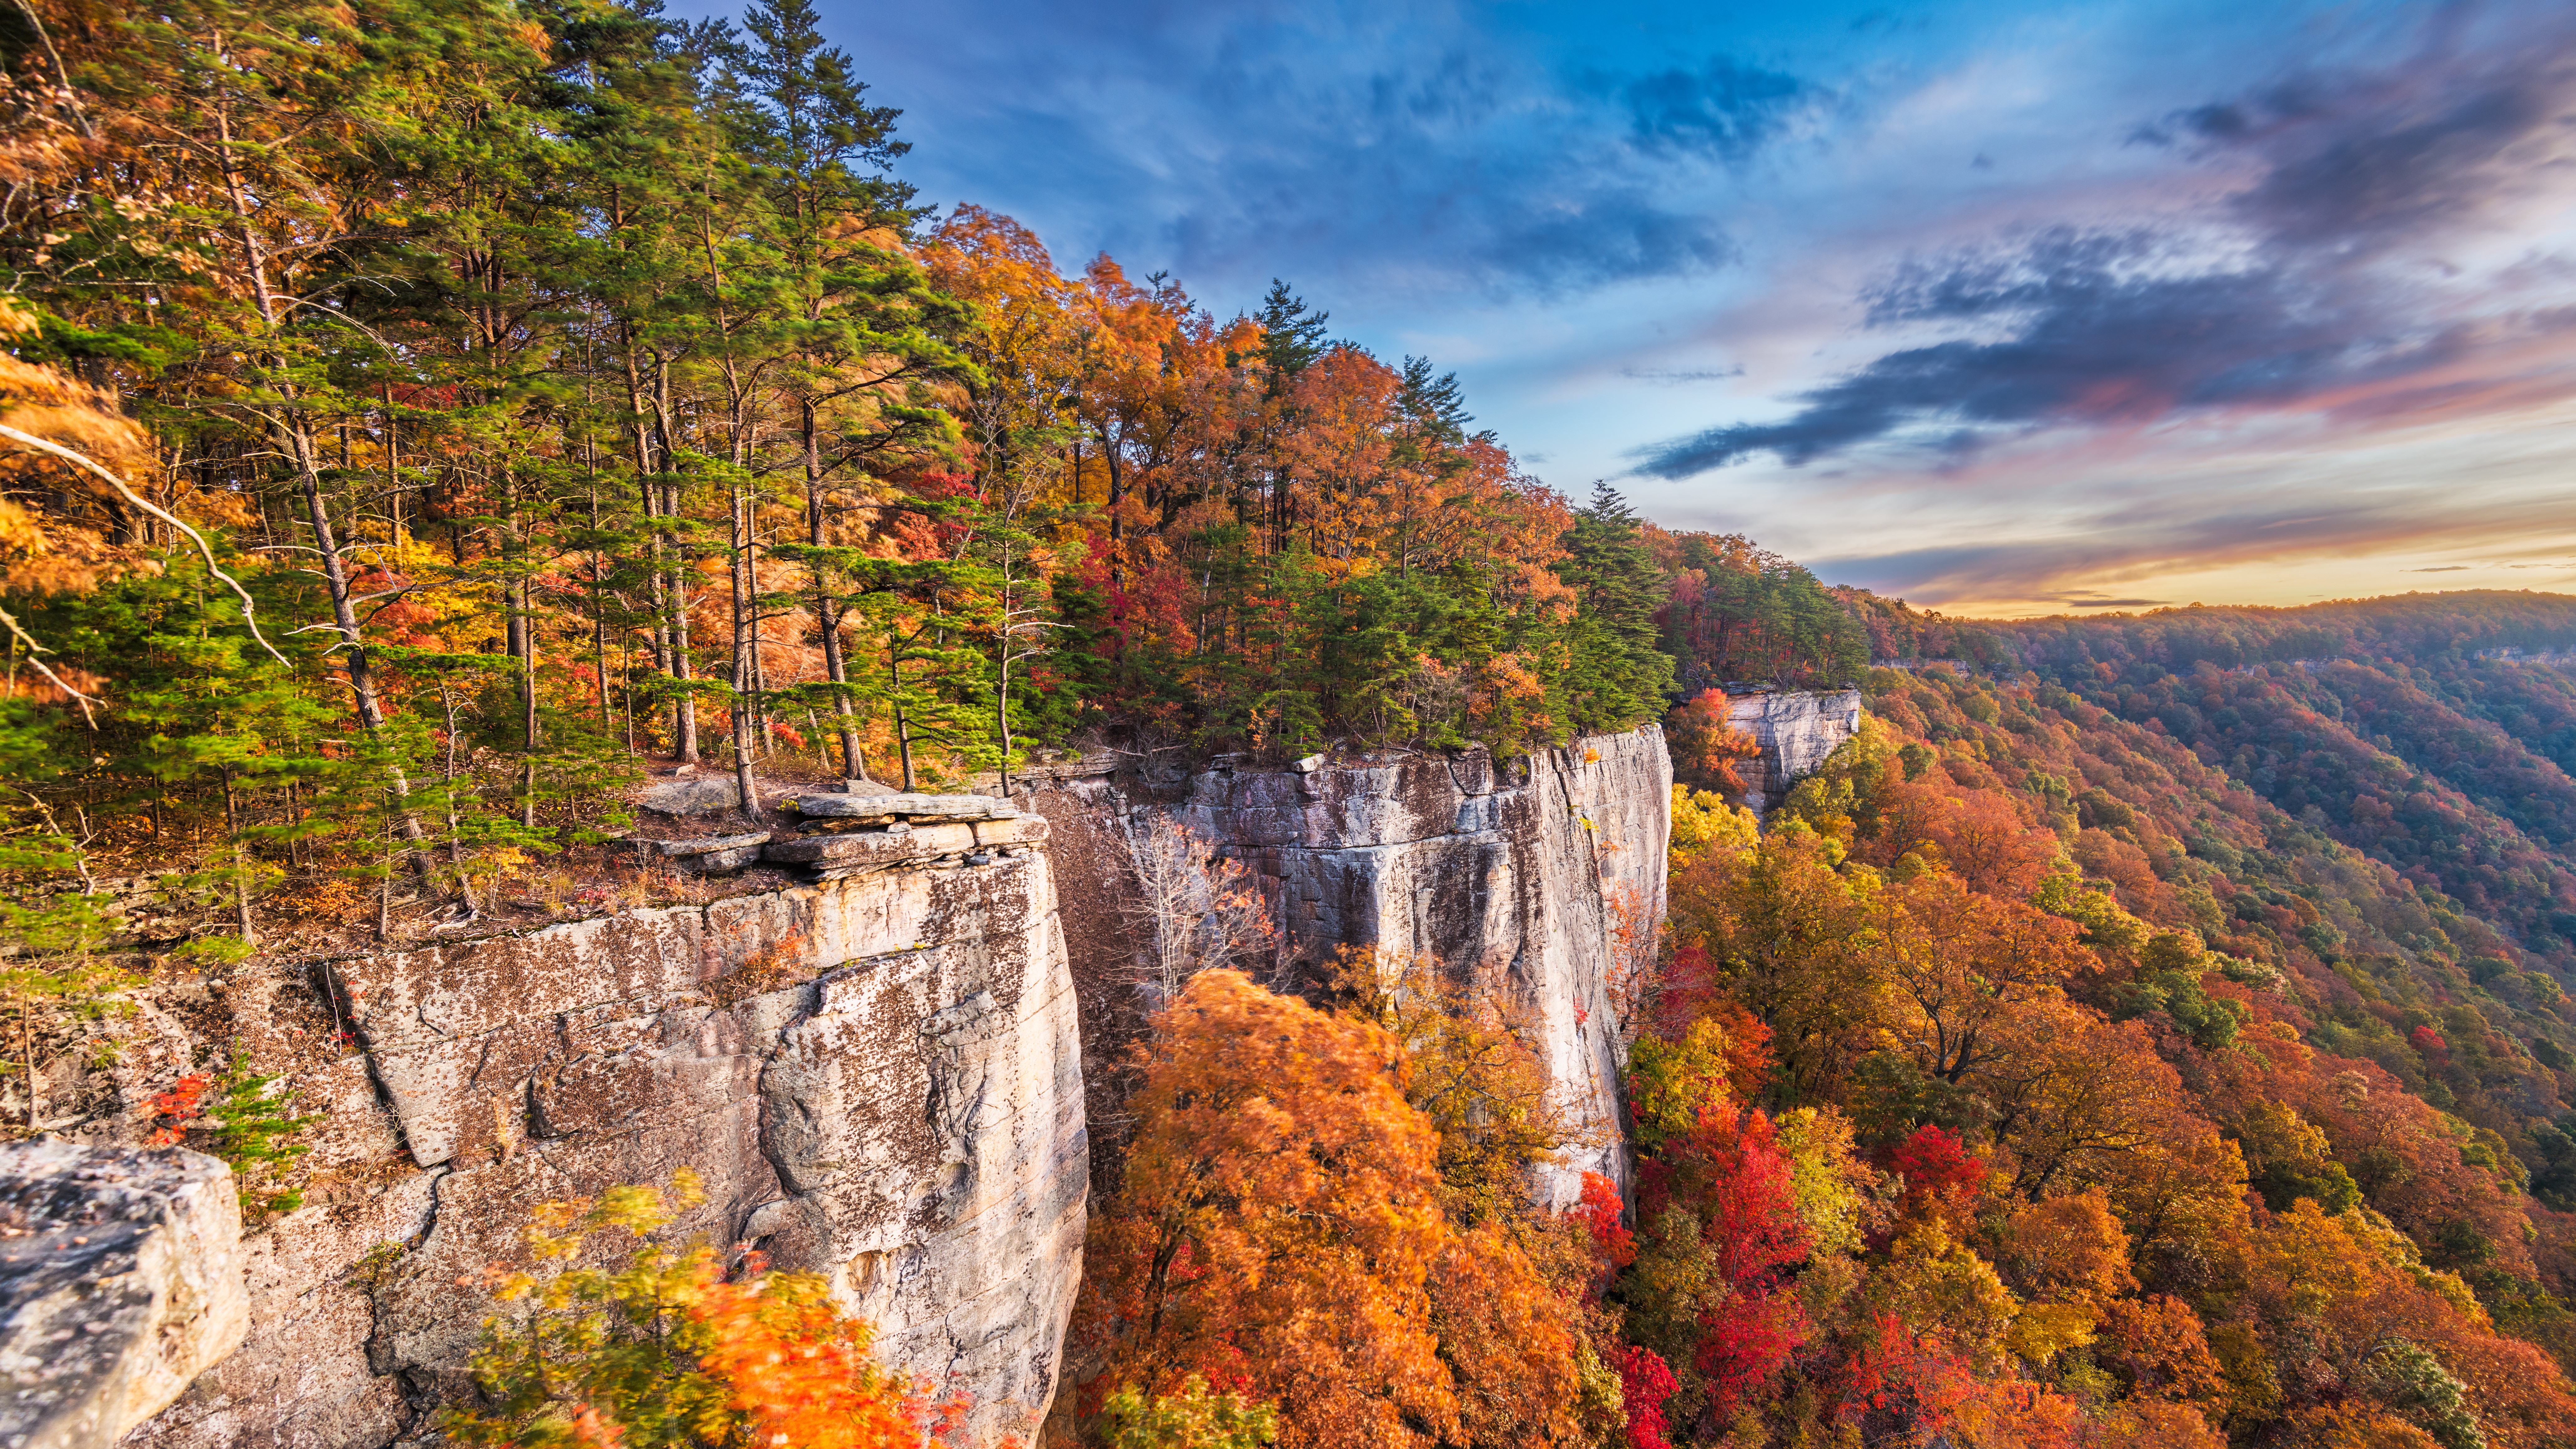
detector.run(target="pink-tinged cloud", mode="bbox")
[1630,17,2576,482]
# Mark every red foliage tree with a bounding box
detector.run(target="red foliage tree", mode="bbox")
[1573,1170,1637,1276]
[1639,1105,1814,1418]
[1837,1311,1977,1441]
[1885,1124,1985,1224]
[1616,1345,1679,1449]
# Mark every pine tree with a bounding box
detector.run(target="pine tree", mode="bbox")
[1555,481,1676,733]
[1254,280,1330,386]
[1397,355,1474,446]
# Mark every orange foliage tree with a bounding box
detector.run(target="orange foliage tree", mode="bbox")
[1074,969,1589,1449]
[1662,689,1764,798]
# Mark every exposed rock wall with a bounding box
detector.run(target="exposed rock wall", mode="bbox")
[129,832,1086,1449]
[1725,690,1864,813]
[1024,726,1671,1207]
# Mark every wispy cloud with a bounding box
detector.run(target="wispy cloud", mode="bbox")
[813,2,1842,305]
[1621,365,1747,384]
[1617,57,1814,161]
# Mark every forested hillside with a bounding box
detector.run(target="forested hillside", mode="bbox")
[1980,596,2576,969]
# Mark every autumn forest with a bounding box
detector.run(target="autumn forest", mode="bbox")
[11,0,2576,1447]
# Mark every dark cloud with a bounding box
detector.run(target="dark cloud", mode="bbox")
[2165,48,2570,251]
[1634,22,2576,478]
[1483,191,1740,291]
[1621,58,1811,161]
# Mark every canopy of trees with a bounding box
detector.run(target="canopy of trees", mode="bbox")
[0,0,1672,995]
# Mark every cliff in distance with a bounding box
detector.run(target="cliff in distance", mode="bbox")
[1723,690,1864,814]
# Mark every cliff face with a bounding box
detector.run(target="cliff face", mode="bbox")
[1725,690,1864,813]
[125,729,1680,1445]
[130,824,1086,1449]
[1025,726,1671,1206]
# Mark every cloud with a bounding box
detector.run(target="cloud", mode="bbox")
[1632,18,2576,477]
[1478,190,1741,292]
[1620,57,1812,161]
[2158,38,2571,251]
[1621,365,1747,383]
[2406,565,2474,572]
[853,5,1832,305]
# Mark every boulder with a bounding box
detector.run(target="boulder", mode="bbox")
[766,829,959,867]
[634,832,771,860]
[0,1139,247,1449]
[671,846,763,874]
[627,833,773,875]
[635,776,744,817]
[786,793,1018,821]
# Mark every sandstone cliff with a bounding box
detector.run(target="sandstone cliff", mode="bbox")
[111,727,1684,1446]
[127,818,1085,1449]
[1725,689,1864,813]
[1023,726,1671,1207]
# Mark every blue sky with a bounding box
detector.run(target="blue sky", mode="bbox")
[710,0,2576,615]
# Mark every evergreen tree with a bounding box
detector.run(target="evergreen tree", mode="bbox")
[1254,280,1330,386]
[1555,481,1676,732]
[1398,355,1474,446]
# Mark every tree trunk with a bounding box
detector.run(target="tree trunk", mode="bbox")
[649,363,698,762]
[210,50,427,877]
[801,397,867,781]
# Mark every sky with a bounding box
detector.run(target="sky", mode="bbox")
[702,0,2576,617]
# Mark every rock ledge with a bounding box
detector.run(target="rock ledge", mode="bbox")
[0,1139,246,1449]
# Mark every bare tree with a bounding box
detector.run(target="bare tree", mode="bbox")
[1118,817,1278,1008]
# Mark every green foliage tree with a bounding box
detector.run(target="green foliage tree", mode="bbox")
[1555,481,1676,732]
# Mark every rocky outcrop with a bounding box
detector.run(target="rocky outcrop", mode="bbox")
[128,814,1086,1449]
[1725,690,1864,812]
[119,734,1685,1444]
[0,1140,247,1449]
[1025,727,1671,1206]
